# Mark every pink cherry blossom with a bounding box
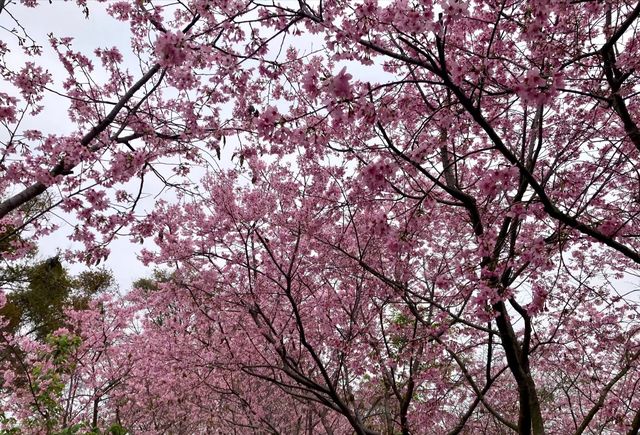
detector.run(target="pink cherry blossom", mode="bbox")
[0,1,639,434]
[328,66,353,100]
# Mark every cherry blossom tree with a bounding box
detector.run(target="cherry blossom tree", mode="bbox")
[1,0,640,434]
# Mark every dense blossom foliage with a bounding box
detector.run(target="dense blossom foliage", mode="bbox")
[1,0,640,434]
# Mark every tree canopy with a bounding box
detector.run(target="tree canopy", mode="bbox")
[1,0,640,434]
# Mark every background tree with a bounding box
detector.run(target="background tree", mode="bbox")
[0,258,115,339]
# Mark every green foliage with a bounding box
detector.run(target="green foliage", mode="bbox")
[0,298,22,334]
[70,268,116,311]
[391,312,412,327]
[132,268,173,293]
[15,258,72,339]
[0,259,115,340]
[106,424,128,435]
